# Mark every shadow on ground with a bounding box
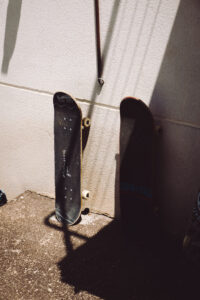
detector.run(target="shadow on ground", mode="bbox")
[44,212,200,300]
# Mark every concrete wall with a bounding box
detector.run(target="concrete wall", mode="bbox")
[1,0,192,228]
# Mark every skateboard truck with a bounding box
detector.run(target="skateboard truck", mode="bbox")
[98,78,104,86]
[82,117,91,128]
[155,124,162,134]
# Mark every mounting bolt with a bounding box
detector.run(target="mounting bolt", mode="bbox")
[98,78,104,86]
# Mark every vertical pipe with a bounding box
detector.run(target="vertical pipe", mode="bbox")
[94,0,104,85]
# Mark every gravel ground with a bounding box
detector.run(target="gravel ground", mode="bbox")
[0,191,199,300]
[0,191,120,300]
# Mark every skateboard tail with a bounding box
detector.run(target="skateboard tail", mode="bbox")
[55,206,81,225]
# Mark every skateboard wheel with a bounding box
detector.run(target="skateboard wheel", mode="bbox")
[82,190,90,200]
[82,208,90,215]
[183,235,191,248]
[0,190,7,207]
[98,78,104,86]
[82,118,91,128]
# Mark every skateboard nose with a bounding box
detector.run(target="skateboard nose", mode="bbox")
[57,96,65,105]
[56,93,67,105]
[55,92,75,110]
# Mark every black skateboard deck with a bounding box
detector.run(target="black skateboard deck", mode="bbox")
[120,97,156,239]
[53,92,82,225]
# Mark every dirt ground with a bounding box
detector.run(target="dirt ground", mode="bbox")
[0,191,199,299]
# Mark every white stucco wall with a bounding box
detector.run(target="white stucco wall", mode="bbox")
[0,0,189,224]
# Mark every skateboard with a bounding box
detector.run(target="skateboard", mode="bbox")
[120,97,156,239]
[183,191,200,263]
[53,92,90,225]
